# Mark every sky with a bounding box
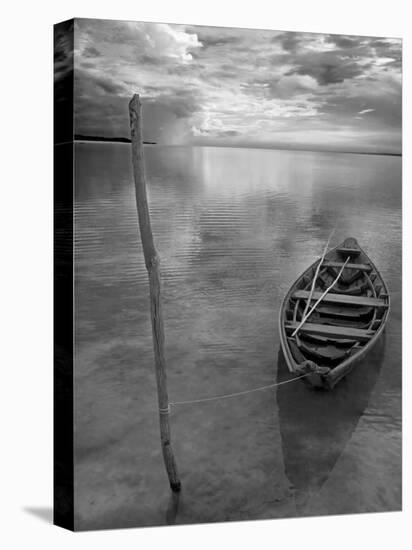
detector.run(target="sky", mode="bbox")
[70,18,402,153]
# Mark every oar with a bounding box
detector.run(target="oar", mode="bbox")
[291,256,350,337]
[301,228,335,321]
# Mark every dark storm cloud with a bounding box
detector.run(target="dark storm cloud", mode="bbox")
[286,52,367,85]
[199,35,241,48]
[145,91,202,119]
[75,67,203,141]
[370,38,402,69]
[140,54,165,65]
[94,77,126,95]
[75,69,128,98]
[319,79,401,127]
[275,31,302,53]
[217,130,241,136]
[82,45,101,58]
[208,64,241,80]
[325,35,364,49]
[276,33,400,86]
[74,93,129,137]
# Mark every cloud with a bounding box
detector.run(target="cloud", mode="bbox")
[276,31,302,52]
[286,51,367,85]
[75,19,202,64]
[199,35,241,48]
[325,34,363,49]
[322,71,400,117]
[74,69,127,98]
[138,23,202,62]
[358,108,375,114]
[219,130,241,136]
[54,19,73,85]
[82,45,101,58]
[267,74,319,99]
[93,75,127,95]
[72,19,402,152]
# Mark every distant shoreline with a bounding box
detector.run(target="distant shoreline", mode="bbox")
[73,135,401,157]
[74,134,156,145]
[186,143,402,157]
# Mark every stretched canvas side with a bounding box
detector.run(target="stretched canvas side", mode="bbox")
[54,18,75,531]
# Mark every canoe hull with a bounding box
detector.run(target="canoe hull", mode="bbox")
[279,238,390,389]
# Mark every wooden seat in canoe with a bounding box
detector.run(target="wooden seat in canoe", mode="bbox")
[322,260,372,272]
[299,332,357,347]
[325,265,364,286]
[295,303,372,324]
[296,338,351,363]
[285,322,374,342]
[302,312,371,329]
[318,272,368,294]
[336,247,361,257]
[292,290,388,308]
[315,303,373,319]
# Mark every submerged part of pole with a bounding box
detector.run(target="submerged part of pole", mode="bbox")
[129,94,181,492]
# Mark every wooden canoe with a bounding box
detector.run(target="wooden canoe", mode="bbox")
[279,237,390,389]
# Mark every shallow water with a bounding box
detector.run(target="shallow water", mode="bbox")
[74,143,401,530]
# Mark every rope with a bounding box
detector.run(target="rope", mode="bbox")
[302,228,336,320]
[167,373,311,408]
[155,230,337,414]
[291,255,350,337]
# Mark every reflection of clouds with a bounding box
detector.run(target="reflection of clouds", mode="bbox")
[75,143,401,305]
[75,145,401,298]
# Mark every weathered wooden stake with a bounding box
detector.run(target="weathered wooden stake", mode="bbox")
[129,94,181,492]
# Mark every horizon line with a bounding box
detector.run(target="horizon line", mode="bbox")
[73,135,402,157]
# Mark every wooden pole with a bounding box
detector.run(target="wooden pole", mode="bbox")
[129,94,181,492]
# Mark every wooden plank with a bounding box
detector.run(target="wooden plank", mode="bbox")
[292,290,387,308]
[285,322,373,342]
[323,260,372,272]
[336,247,361,256]
[316,304,372,319]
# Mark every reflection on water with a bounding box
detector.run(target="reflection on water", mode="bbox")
[165,492,181,526]
[74,143,401,530]
[277,338,384,514]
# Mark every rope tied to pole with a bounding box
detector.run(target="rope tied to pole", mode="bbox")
[166,372,311,409]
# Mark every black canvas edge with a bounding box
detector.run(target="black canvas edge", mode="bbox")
[54,18,75,531]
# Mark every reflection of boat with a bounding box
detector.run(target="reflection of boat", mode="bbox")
[276,340,384,512]
[279,238,390,388]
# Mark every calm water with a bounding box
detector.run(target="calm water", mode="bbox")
[74,143,401,530]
